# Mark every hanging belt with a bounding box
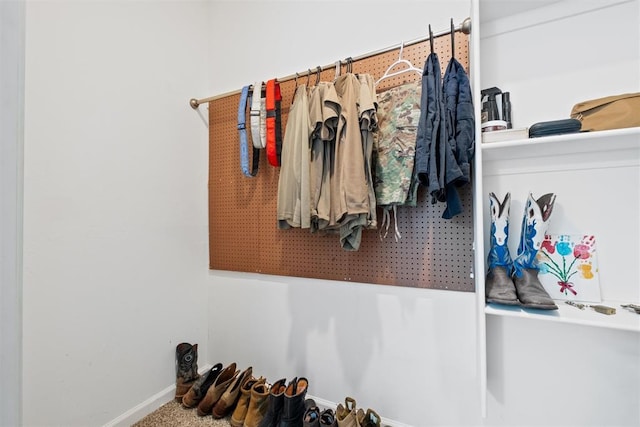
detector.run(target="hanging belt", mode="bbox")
[238,85,260,177]
[250,82,266,149]
[265,79,282,167]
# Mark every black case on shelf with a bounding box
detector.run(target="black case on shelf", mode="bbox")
[528,118,582,138]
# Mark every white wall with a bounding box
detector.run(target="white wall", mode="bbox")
[479,1,640,426]
[22,1,211,425]
[205,2,480,426]
[1,1,25,426]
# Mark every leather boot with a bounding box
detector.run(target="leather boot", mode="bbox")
[336,397,359,427]
[197,362,239,416]
[319,409,337,427]
[485,192,518,305]
[182,362,223,408]
[231,376,263,427]
[303,404,320,427]
[243,379,270,427]
[258,378,287,427]
[357,409,380,427]
[174,343,199,402]
[213,366,253,418]
[279,377,309,427]
[512,192,558,310]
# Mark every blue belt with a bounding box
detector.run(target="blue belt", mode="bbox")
[238,85,260,177]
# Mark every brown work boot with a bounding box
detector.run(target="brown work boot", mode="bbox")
[174,343,199,402]
[212,366,253,418]
[196,362,238,416]
[243,380,270,427]
[182,362,223,408]
[357,409,380,427]
[231,376,264,427]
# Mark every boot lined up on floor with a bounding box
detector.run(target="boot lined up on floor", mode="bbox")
[174,343,199,403]
[173,345,382,427]
[485,191,558,310]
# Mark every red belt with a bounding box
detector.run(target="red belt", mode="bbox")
[265,79,282,167]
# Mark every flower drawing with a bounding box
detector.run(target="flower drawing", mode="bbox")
[537,235,596,296]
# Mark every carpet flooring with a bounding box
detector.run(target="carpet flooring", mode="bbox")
[131,400,233,427]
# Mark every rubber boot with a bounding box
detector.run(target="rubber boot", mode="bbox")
[512,192,558,310]
[485,192,518,305]
[174,343,199,402]
[279,377,309,427]
[243,379,269,427]
[258,378,287,427]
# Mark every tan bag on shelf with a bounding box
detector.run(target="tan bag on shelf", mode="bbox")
[570,92,640,131]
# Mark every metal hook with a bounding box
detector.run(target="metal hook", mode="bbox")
[307,69,311,87]
[451,18,455,58]
[429,24,434,54]
[315,66,321,85]
[346,57,353,74]
[295,72,299,89]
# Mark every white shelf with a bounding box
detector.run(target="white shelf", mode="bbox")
[486,299,640,332]
[481,127,640,162]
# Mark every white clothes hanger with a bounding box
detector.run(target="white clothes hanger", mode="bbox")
[375,42,423,86]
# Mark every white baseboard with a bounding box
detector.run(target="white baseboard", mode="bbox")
[103,364,212,427]
[105,370,408,427]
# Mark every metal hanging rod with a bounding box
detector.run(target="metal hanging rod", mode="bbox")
[189,17,471,109]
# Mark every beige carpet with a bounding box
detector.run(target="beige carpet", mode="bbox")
[131,400,233,427]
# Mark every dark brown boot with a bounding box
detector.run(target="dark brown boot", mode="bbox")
[174,343,199,402]
[258,378,287,427]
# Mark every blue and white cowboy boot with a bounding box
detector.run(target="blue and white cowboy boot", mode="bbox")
[485,192,519,305]
[512,192,558,309]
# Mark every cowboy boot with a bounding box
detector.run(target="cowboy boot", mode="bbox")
[485,192,518,305]
[213,366,253,418]
[196,362,239,416]
[512,192,558,310]
[259,378,287,427]
[182,362,223,408]
[279,377,309,427]
[244,379,270,427]
[175,343,199,402]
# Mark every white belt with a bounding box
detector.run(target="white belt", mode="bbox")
[250,82,267,149]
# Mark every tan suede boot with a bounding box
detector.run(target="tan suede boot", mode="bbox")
[196,362,238,416]
[231,376,264,427]
[243,380,270,427]
[212,366,253,418]
[336,397,359,427]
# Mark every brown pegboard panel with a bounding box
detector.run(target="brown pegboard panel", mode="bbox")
[208,33,474,291]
